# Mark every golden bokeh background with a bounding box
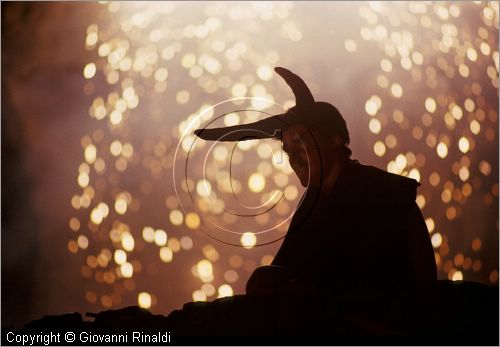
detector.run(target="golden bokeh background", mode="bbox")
[2,1,498,329]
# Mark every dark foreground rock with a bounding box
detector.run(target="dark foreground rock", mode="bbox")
[2,280,498,345]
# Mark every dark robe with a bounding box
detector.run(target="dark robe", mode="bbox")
[271,160,432,296]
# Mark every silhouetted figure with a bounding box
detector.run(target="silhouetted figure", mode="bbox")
[194,67,437,298]
[8,67,498,343]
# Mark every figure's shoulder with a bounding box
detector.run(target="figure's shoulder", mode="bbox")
[351,161,420,187]
[343,160,420,203]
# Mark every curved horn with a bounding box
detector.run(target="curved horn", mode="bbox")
[275,67,315,107]
[194,115,286,142]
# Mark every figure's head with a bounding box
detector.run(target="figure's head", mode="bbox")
[282,103,351,187]
[193,67,352,188]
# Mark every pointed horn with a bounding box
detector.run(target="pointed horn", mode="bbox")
[274,67,315,107]
[194,116,286,142]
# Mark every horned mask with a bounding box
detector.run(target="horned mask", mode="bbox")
[193,67,349,146]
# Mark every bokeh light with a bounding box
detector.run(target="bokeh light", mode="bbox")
[66,1,498,316]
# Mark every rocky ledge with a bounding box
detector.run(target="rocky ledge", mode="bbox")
[2,280,498,345]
